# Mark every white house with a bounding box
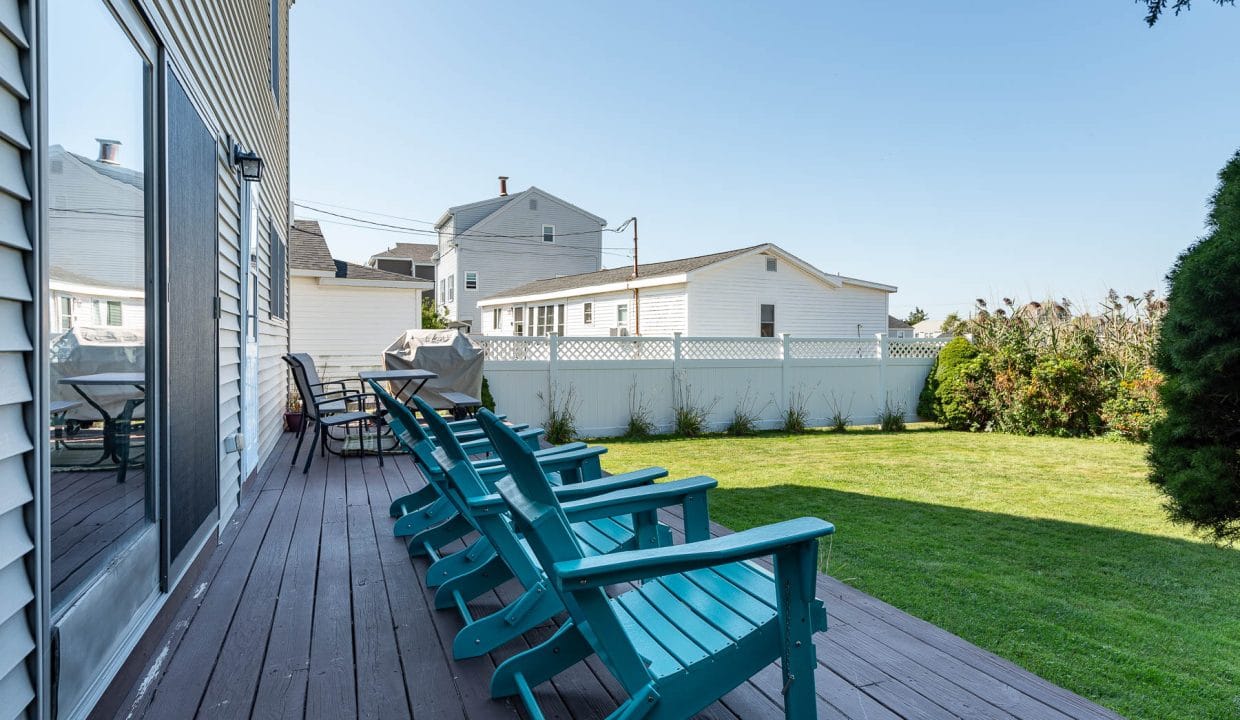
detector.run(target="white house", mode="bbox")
[914,317,953,338]
[477,243,896,337]
[435,178,606,329]
[48,143,146,333]
[366,241,438,302]
[290,220,433,378]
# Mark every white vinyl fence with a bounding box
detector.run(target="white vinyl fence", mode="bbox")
[475,334,950,437]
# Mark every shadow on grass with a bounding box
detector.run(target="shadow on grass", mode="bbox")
[709,484,1240,720]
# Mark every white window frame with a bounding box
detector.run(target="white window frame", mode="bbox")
[542,224,555,243]
[465,271,478,290]
[583,301,593,324]
[514,306,525,336]
[492,307,501,329]
[760,304,775,337]
[446,274,455,302]
[617,303,628,326]
[58,295,73,332]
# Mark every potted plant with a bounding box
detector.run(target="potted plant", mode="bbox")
[284,391,303,433]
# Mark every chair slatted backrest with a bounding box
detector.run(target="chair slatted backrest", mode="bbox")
[411,396,496,502]
[368,380,472,519]
[475,409,655,691]
[283,354,324,421]
[412,397,548,589]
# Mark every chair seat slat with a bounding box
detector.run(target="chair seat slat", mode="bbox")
[655,572,759,643]
[615,588,711,669]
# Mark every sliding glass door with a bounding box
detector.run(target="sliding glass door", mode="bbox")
[47,1,161,715]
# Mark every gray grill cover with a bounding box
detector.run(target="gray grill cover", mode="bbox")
[50,325,146,420]
[382,329,483,409]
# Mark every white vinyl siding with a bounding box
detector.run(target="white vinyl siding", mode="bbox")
[289,276,423,381]
[443,189,603,325]
[0,2,38,715]
[686,253,889,337]
[141,0,293,521]
[476,252,889,338]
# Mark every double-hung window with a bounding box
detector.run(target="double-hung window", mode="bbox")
[465,271,478,290]
[583,302,593,324]
[514,307,525,336]
[542,224,555,243]
[446,274,455,302]
[269,222,287,320]
[617,303,629,327]
[492,308,501,330]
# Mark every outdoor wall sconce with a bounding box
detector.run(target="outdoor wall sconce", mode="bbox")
[232,144,264,182]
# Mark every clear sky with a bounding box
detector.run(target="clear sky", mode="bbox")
[289,1,1239,320]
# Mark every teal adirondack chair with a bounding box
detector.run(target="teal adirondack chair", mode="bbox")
[368,380,595,542]
[475,409,835,719]
[368,381,622,556]
[410,395,718,659]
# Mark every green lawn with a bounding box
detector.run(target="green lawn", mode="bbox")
[597,427,1240,720]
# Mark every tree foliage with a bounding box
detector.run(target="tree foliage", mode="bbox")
[919,294,1165,439]
[421,298,447,329]
[905,306,928,326]
[1149,150,1240,544]
[1139,0,1233,26]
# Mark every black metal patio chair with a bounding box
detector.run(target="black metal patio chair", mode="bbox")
[283,354,384,474]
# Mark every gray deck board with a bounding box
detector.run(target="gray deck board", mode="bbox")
[99,430,1126,720]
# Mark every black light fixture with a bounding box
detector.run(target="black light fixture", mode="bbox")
[232,143,264,182]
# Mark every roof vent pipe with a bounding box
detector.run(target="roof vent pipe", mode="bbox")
[498,176,509,196]
[96,138,121,165]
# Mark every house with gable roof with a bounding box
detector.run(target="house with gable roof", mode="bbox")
[477,243,896,338]
[434,177,607,328]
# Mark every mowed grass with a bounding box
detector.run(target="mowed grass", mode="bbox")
[597,427,1240,720]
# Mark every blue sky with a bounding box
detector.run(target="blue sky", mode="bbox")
[290,1,1239,319]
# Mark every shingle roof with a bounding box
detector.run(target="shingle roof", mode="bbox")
[289,220,337,273]
[332,260,422,282]
[888,315,914,329]
[482,245,763,300]
[373,242,437,263]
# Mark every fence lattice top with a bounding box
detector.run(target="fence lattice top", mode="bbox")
[473,334,950,362]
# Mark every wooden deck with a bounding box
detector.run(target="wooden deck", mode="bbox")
[51,468,148,608]
[97,430,1125,720]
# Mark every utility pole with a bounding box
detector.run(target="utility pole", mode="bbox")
[631,217,638,279]
[616,217,640,335]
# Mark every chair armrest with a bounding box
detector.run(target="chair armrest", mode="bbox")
[315,392,376,410]
[470,441,588,470]
[458,427,544,457]
[467,467,669,516]
[553,517,834,590]
[445,414,505,431]
[553,467,667,501]
[558,475,713,524]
